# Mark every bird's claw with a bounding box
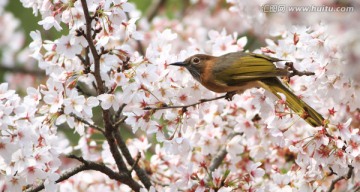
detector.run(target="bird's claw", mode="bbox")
[225,92,236,101]
[284,61,315,82]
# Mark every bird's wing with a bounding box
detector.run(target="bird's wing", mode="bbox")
[248,53,284,62]
[214,52,288,86]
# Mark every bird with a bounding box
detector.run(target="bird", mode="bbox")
[169,52,324,127]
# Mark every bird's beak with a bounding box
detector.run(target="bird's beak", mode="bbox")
[169,62,186,67]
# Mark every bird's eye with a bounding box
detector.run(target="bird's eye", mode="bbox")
[191,57,200,64]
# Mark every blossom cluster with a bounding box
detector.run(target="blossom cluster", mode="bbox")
[0,0,359,191]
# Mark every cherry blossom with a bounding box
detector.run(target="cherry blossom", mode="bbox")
[0,0,360,191]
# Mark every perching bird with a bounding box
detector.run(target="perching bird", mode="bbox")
[170,52,324,127]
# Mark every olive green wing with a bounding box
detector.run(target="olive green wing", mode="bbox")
[214,52,288,86]
[248,53,284,62]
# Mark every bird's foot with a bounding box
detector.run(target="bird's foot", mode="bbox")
[225,91,237,101]
[285,62,315,81]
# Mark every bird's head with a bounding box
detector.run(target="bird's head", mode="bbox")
[170,54,215,82]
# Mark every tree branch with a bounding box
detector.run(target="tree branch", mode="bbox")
[209,133,240,172]
[80,0,104,94]
[67,155,142,191]
[129,152,142,173]
[115,103,127,121]
[145,0,167,22]
[143,94,228,111]
[209,148,228,173]
[0,65,45,76]
[113,128,152,189]
[113,116,128,128]
[80,0,134,181]
[27,164,88,192]
[70,113,105,134]
[327,165,354,192]
[285,62,315,78]
[28,155,143,192]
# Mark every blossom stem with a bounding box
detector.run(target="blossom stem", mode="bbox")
[209,133,241,172]
[71,113,105,134]
[80,0,104,94]
[0,65,44,76]
[79,2,145,191]
[129,152,142,173]
[113,128,152,189]
[327,165,354,192]
[27,155,142,192]
[143,94,228,111]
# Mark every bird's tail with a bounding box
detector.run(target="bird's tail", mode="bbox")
[259,78,324,127]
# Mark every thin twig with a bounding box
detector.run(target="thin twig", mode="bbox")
[71,113,105,134]
[80,0,131,177]
[113,128,152,189]
[80,0,104,94]
[209,133,241,172]
[129,152,142,173]
[126,1,167,54]
[209,148,228,173]
[327,165,354,192]
[76,82,97,97]
[115,103,127,120]
[85,47,90,67]
[125,12,145,55]
[80,1,151,190]
[143,94,228,111]
[145,0,167,22]
[0,65,45,76]
[67,155,142,191]
[28,155,142,192]
[27,164,88,192]
[354,186,360,192]
[76,54,86,65]
[114,116,128,128]
[285,62,315,78]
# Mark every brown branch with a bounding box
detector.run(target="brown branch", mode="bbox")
[115,103,127,121]
[209,148,228,173]
[76,82,97,97]
[354,186,360,192]
[80,1,151,190]
[84,47,91,67]
[145,0,167,22]
[67,155,142,191]
[27,164,88,192]
[209,133,241,172]
[129,152,142,173]
[80,0,104,94]
[113,128,152,189]
[124,0,167,55]
[80,0,132,179]
[143,94,228,111]
[285,62,315,78]
[124,12,145,56]
[76,54,86,65]
[327,165,354,192]
[71,113,105,134]
[0,65,45,76]
[28,155,142,192]
[104,126,129,173]
[113,116,128,128]
[125,2,167,55]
